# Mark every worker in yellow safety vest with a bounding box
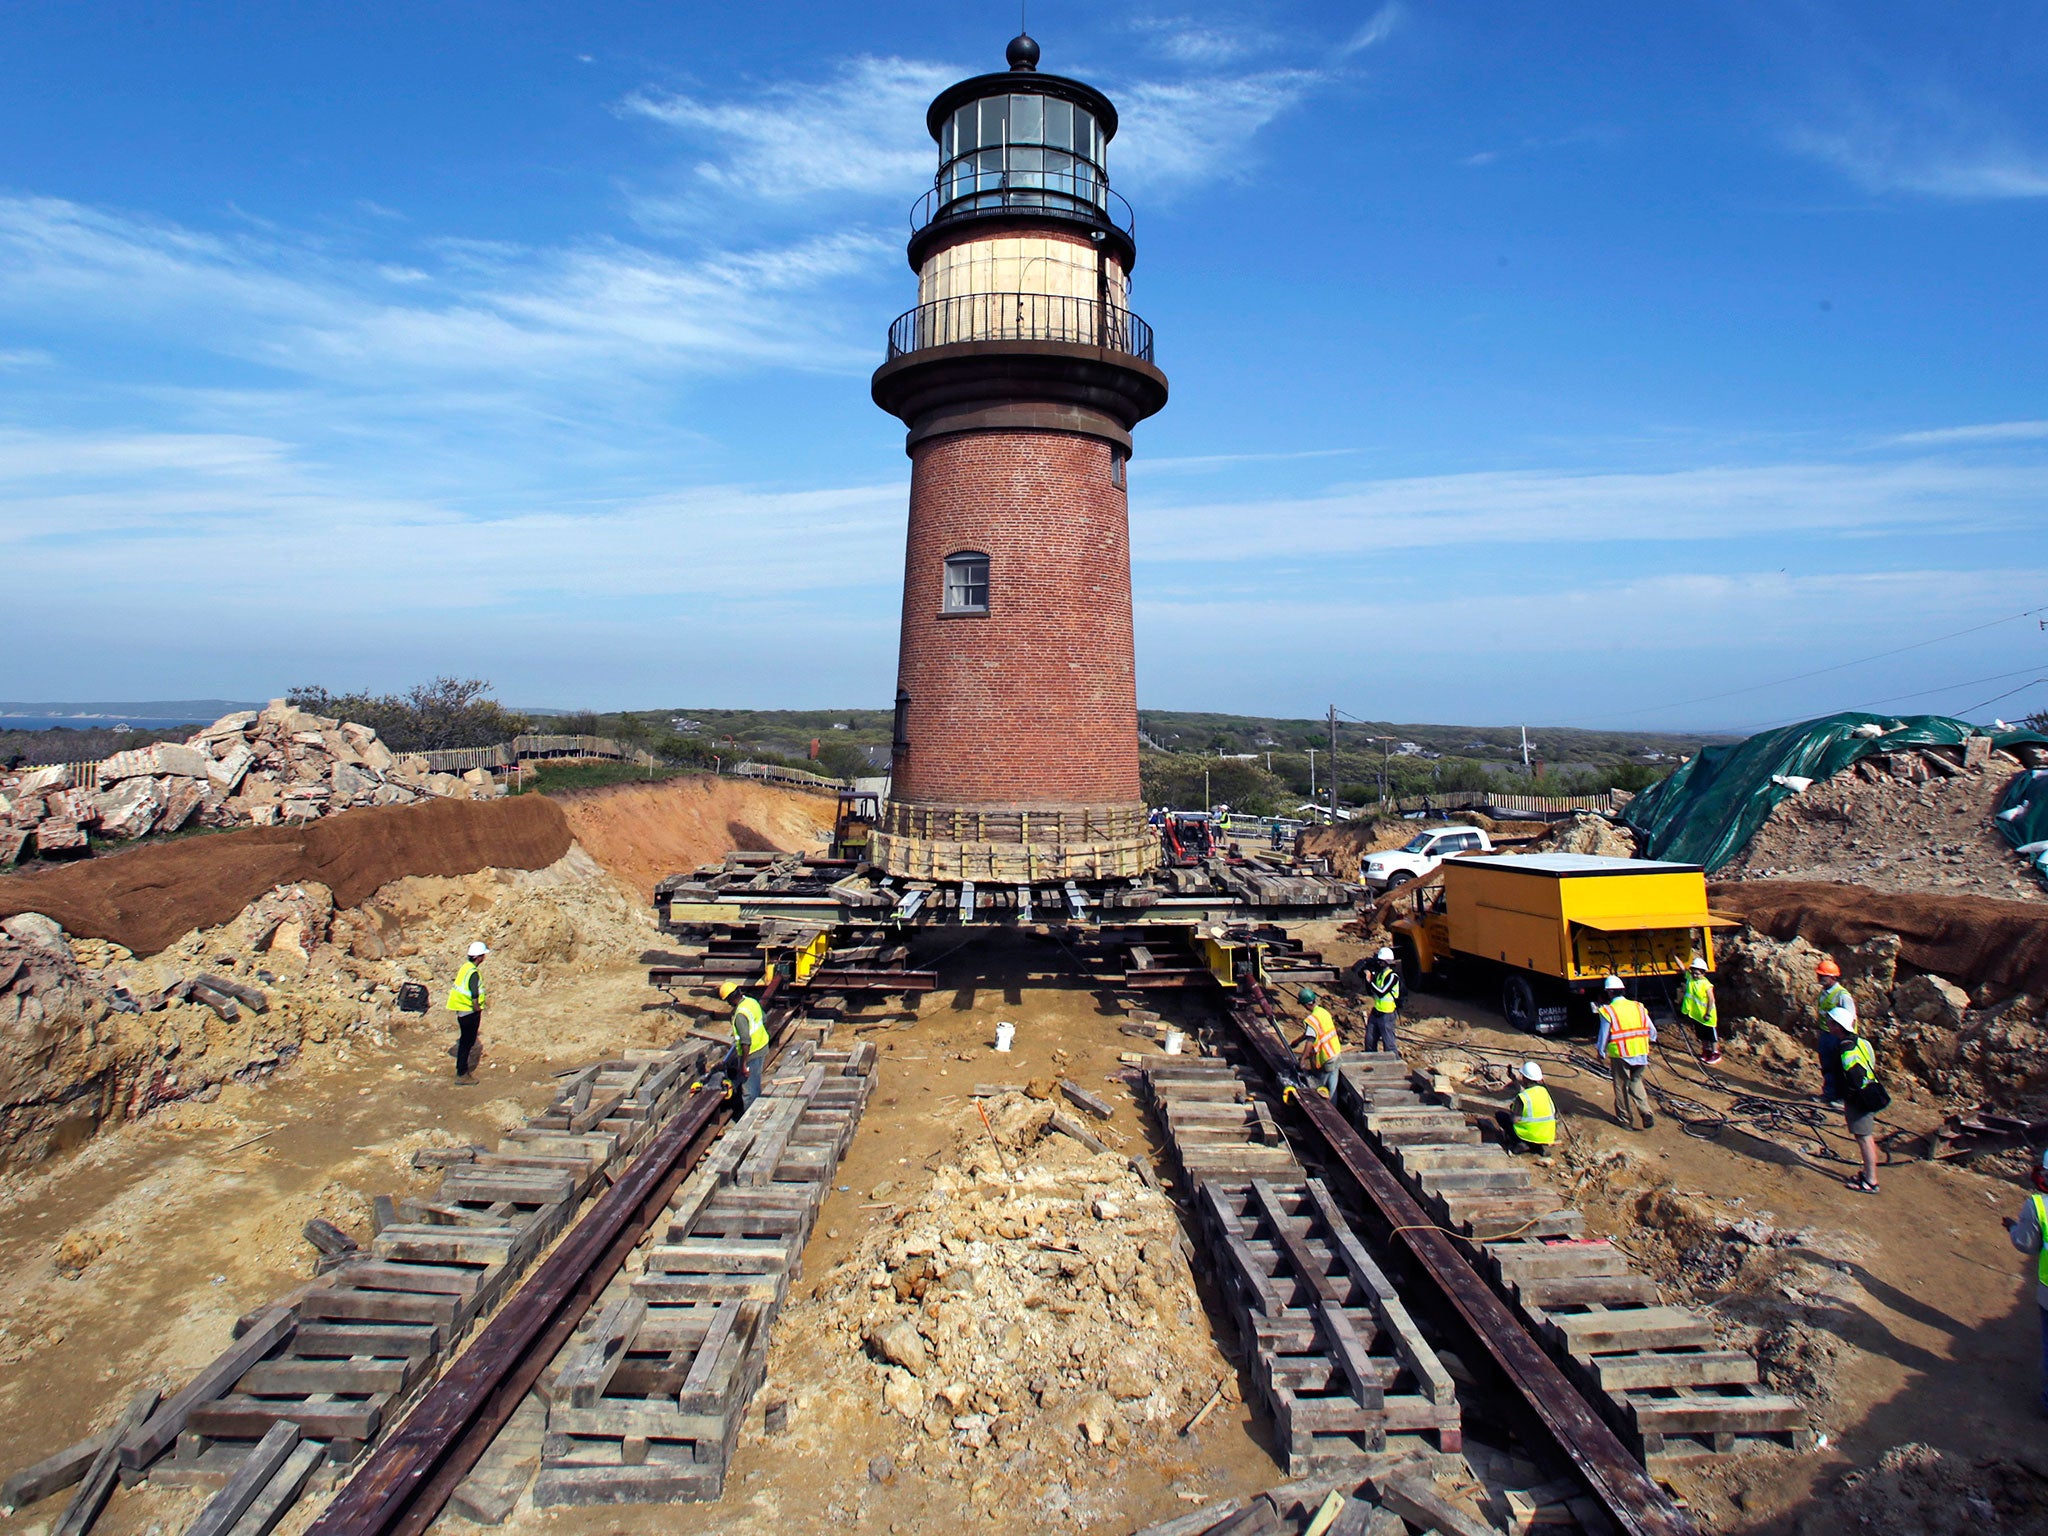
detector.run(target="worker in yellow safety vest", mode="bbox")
[445,941,488,1084]
[1496,1061,1557,1156]
[1291,985,1343,1095]
[1679,956,1720,1064]
[718,980,770,1109]
[1814,956,1856,1104]
[1834,1007,1888,1195]
[2000,1148,2048,1415]
[1594,975,1657,1131]
[1361,947,1403,1055]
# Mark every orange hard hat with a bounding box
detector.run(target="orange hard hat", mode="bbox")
[1815,957,1841,978]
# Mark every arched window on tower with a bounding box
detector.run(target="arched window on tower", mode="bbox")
[942,551,990,614]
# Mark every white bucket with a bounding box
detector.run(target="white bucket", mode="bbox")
[1163,1029,1185,1055]
[994,1021,1016,1053]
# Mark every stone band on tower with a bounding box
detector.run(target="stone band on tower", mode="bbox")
[870,34,1168,882]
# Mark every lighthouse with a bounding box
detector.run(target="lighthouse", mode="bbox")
[869,33,1169,884]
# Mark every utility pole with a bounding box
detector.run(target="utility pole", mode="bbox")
[1307,748,1317,800]
[1328,705,1339,825]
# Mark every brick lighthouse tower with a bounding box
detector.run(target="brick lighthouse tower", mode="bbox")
[869,33,1168,883]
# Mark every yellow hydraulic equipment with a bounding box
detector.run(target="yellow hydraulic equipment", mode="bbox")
[1391,852,1739,1035]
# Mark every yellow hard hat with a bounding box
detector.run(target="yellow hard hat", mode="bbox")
[717,980,741,1000]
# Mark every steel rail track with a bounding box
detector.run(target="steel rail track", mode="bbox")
[1222,978,1701,1536]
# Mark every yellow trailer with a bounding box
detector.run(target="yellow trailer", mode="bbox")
[1391,852,1739,1034]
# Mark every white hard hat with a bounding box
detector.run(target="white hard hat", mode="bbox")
[1827,1003,1856,1028]
[1520,1061,1543,1083]
[467,941,489,959]
[1688,956,1708,972]
[1376,947,1395,962]
[1603,975,1625,992]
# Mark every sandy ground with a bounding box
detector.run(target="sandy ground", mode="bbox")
[554,778,836,903]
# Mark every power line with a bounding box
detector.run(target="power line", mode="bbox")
[1607,602,2048,719]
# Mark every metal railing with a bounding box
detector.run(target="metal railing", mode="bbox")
[411,735,657,774]
[886,291,1155,362]
[911,171,1134,242]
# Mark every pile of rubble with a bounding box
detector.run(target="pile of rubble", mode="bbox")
[1714,928,2048,1110]
[1720,735,2044,900]
[781,1089,1230,1505]
[0,850,649,1168]
[0,700,507,865]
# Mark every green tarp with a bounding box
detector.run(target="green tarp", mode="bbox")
[1995,765,2048,887]
[1622,712,2048,876]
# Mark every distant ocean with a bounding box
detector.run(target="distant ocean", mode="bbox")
[0,715,208,732]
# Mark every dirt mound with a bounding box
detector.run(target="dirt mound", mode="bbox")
[1712,879,2048,1007]
[553,775,834,900]
[0,795,572,956]
[1720,753,2040,901]
[778,1091,1229,1498]
[1822,1442,2048,1536]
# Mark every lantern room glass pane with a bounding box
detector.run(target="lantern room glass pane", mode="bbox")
[955,104,978,152]
[1009,93,1042,144]
[979,96,1008,146]
[1044,97,1073,151]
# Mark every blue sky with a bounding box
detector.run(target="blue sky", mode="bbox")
[3,1,2046,729]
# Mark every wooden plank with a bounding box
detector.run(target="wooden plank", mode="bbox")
[290,1323,437,1361]
[329,1260,483,1297]
[55,1389,159,1536]
[238,1359,410,1395]
[1377,1470,1496,1536]
[1,1430,112,1515]
[557,1296,647,1409]
[186,1396,383,1442]
[220,1440,323,1536]
[1059,1078,1115,1120]
[1048,1109,1110,1155]
[1591,1351,1759,1392]
[186,1421,299,1536]
[119,1307,294,1469]
[1548,1307,1715,1355]
[1516,1274,1660,1309]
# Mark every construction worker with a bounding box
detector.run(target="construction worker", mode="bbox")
[1594,975,1656,1130]
[1679,956,1720,1064]
[1833,1003,1887,1194]
[1360,947,1402,1055]
[1291,985,1343,1095]
[1999,1148,2048,1415]
[1815,957,1855,1103]
[445,941,487,1085]
[1497,1062,1557,1156]
[718,980,770,1109]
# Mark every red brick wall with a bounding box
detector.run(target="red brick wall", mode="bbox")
[892,429,1140,809]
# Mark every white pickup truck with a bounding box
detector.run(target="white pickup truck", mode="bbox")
[1358,825,1493,891]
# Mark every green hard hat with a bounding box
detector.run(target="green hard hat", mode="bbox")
[1297,986,1317,1005]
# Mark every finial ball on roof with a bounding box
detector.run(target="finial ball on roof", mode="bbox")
[1006,32,1040,70]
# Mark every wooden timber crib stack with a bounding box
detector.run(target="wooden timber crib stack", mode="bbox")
[1330,1055,1810,1469]
[1141,1058,1460,1475]
[533,1032,879,1505]
[0,1036,726,1536]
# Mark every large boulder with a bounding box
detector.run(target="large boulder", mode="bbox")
[1891,973,1970,1030]
[92,777,165,840]
[1550,813,1637,858]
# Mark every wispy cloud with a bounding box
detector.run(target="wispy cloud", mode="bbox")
[1128,15,1280,67]
[1338,4,1403,59]
[1113,70,1327,191]
[1887,420,2048,447]
[623,57,950,207]
[1134,457,2048,560]
[0,195,886,398]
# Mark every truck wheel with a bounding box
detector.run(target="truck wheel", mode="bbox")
[1393,937,1428,993]
[1501,973,1540,1034]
